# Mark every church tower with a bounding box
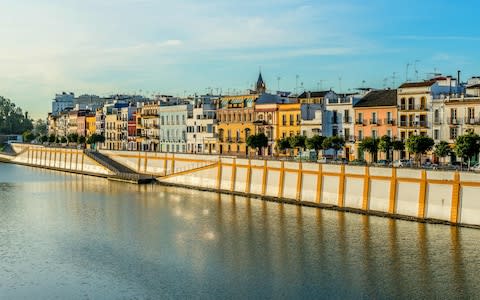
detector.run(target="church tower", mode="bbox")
[255,72,266,94]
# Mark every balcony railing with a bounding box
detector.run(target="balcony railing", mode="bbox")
[343,117,352,124]
[399,104,428,111]
[384,119,396,126]
[464,117,480,125]
[331,118,339,124]
[447,118,462,125]
[369,119,381,125]
[399,121,429,128]
[355,120,365,126]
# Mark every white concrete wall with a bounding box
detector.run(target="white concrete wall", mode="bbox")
[6,144,112,176]
[158,157,480,227]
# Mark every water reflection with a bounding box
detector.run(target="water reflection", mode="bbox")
[0,163,480,298]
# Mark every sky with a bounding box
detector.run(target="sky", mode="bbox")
[1,0,479,119]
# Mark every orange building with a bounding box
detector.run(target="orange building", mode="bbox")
[353,89,398,160]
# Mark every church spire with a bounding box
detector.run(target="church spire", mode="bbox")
[256,72,266,94]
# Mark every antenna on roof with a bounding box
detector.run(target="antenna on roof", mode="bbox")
[414,60,420,81]
[405,62,411,82]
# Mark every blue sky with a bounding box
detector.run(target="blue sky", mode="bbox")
[1,0,479,118]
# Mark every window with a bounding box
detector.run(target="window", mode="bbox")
[289,115,294,126]
[371,112,377,124]
[372,129,377,139]
[387,129,391,138]
[450,108,457,124]
[332,110,338,124]
[408,97,414,110]
[434,129,439,140]
[434,109,440,124]
[357,113,363,124]
[332,128,338,136]
[400,98,406,110]
[344,128,350,140]
[387,112,392,122]
[282,115,286,126]
[450,127,458,140]
[468,107,475,123]
[420,97,426,110]
[344,110,350,123]
[358,130,363,141]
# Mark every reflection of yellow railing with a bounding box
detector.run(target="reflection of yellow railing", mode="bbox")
[161,161,219,179]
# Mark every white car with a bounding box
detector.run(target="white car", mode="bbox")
[470,163,480,172]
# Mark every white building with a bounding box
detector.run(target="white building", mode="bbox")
[159,100,193,153]
[186,95,219,154]
[52,92,74,116]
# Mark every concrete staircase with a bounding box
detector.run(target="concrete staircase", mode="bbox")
[84,150,156,184]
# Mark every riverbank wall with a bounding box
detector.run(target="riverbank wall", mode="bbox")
[3,144,480,228]
[149,155,480,228]
[2,144,113,177]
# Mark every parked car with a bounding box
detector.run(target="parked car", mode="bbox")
[422,162,438,170]
[469,163,480,172]
[392,159,413,168]
[374,160,390,167]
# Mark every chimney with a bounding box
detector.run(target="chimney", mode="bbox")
[457,70,461,85]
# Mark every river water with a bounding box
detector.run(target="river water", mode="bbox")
[0,163,479,299]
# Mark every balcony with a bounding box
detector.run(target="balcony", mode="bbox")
[331,117,339,124]
[398,121,429,128]
[384,119,396,126]
[433,119,442,125]
[447,118,462,125]
[343,117,352,124]
[355,120,365,126]
[369,119,381,125]
[464,117,480,125]
[398,104,428,112]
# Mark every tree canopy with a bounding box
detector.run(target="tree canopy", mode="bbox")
[0,96,33,134]
[305,135,325,154]
[406,135,434,165]
[434,141,451,164]
[246,133,268,155]
[454,133,480,166]
[322,136,345,158]
[359,137,379,162]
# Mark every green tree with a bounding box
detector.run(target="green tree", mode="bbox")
[48,134,56,143]
[392,140,405,160]
[305,135,325,157]
[359,137,379,163]
[322,136,345,159]
[0,96,33,134]
[378,135,393,161]
[434,141,451,165]
[39,135,48,143]
[77,135,86,145]
[277,138,291,155]
[22,131,35,143]
[405,135,434,166]
[60,136,68,144]
[246,133,268,156]
[67,133,79,144]
[289,135,306,153]
[86,133,105,150]
[32,119,48,137]
[454,133,480,169]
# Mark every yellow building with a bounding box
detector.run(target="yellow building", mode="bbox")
[216,94,258,155]
[278,103,301,139]
[216,72,266,155]
[86,114,96,138]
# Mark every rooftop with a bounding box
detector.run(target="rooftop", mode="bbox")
[354,89,397,107]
